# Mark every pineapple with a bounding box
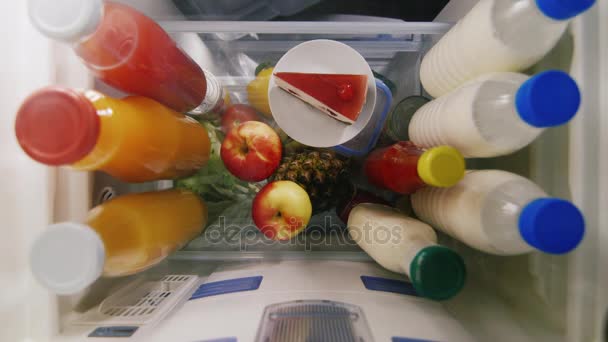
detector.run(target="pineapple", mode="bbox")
[271,150,351,213]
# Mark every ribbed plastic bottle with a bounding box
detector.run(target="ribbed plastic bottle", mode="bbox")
[411,170,585,255]
[420,0,596,98]
[409,70,581,158]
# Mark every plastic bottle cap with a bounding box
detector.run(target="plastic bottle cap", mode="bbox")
[15,87,100,166]
[30,223,106,295]
[536,0,596,20]
[409,246,467,301]
[518,198,585,254]
[28,0,104,42]
[515,70,581,128]
[417,146,465,188]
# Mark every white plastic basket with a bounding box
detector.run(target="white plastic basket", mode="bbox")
[74,275,198,326]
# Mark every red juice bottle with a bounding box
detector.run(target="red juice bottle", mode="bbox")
[28,0,223,113]
[364,141,465,194]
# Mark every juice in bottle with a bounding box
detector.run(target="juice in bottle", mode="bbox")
[29,189,208,294]
[28,0,224,113]
[15,87,211,182]
[364,141,465,194]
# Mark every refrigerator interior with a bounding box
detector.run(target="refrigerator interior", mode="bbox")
[1,0,607,341]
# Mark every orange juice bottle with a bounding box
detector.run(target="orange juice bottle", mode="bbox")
[29,189,207,294]
[15,87,211,182]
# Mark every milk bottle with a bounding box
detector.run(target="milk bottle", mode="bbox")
[348,203,466,301]
[420,0,596,98]
[409,71,580,157]
[411,170,585,255]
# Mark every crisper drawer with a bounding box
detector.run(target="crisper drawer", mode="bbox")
[89,18,451,263]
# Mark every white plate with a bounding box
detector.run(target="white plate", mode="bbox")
[268,40,376,148]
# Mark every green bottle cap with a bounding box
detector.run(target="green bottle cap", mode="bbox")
[409,245,466,301]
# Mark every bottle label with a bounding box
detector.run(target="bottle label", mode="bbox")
[190,69,224,115]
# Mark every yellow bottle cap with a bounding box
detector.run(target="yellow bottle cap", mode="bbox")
[417,146,465,188]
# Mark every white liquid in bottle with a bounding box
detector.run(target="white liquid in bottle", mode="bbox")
[347,203,466,301]
[409,71,580,157]
[420,0,596,98]
[411,170,585,256]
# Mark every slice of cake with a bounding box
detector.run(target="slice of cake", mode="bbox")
[274,72,368,124]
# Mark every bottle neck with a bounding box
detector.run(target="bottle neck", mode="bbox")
[190,69,225,115]
[399,239,436,277]
[71,90,119,171]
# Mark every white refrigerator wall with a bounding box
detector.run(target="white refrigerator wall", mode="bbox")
[0,2,94,341]
[568,1,608,340]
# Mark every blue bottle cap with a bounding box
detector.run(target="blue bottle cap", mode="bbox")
[515,70,581,128]
[518,198,585,254]
[536,0,596,20]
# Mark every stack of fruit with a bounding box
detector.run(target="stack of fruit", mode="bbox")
[178,63,353,241]
[222,112,354,238]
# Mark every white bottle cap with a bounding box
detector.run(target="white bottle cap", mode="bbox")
[30,222,106,295]
[28,0,104,43]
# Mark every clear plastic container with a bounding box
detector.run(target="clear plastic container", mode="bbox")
[409,71,581,158]
[420,0,596,97]
[334,79,393,157]
[147,20,451,261]
[411,170,585,256]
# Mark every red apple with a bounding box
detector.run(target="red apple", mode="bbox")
[252,181,313,240]
[220,121,282,182]
[221,104,260,133]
